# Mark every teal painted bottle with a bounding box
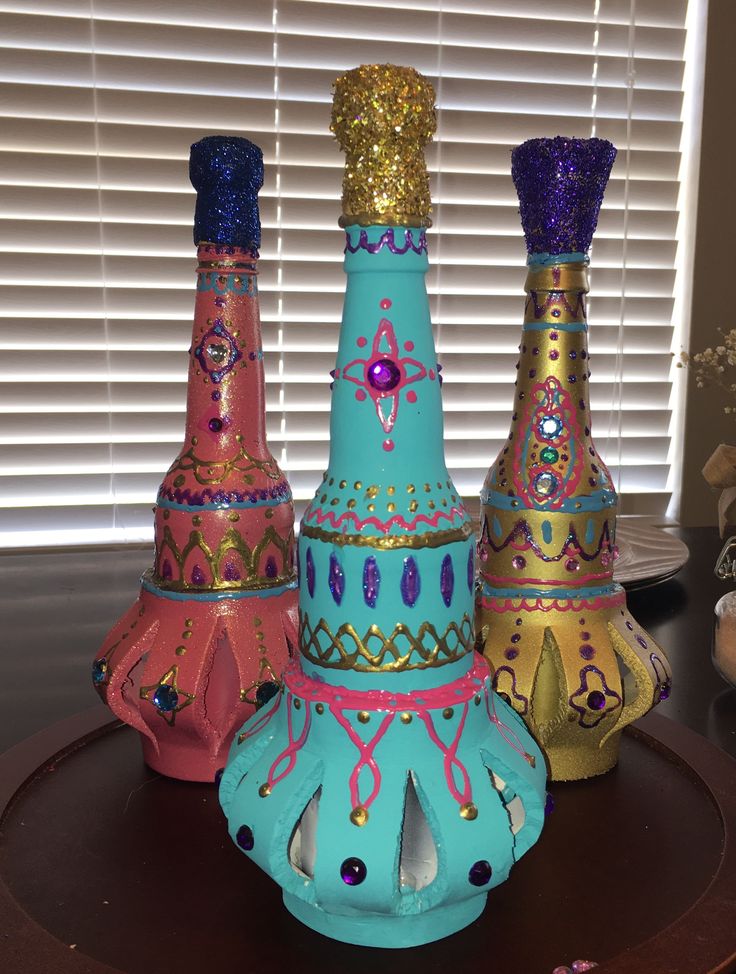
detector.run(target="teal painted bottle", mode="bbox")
[220,64,546,948]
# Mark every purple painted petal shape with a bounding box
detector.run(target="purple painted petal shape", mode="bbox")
[467,546,474,592]
[191,564,205,586]
[223,561,241,581]
[265,556,278,579]
[440,554,454,607]
[329,553,345,605]
[363,556,380,608]
[306,548,316,598]
[400,556,421,608]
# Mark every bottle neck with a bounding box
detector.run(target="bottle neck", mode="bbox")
[184,243,268,458]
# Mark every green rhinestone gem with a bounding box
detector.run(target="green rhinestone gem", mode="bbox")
[540,446,559,464]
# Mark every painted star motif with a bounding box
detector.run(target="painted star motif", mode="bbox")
[140,665,195,727]
[569,665,621,728]
[342,318,427,434]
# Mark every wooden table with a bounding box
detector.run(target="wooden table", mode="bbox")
[2,526,736,974]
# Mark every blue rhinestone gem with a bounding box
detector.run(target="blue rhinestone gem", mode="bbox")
[153,684,179,713]
[236,825,254,851]
[255,681,280,709]
[306,547,316,598]
[92,658,108,685]
[340,857,367,886]
[468,860,493,886]
[538,414,564,440]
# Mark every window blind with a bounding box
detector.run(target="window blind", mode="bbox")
[0,0,697,547]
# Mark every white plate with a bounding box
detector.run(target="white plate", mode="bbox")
[614,520,690,590]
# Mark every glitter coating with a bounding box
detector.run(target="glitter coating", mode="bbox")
[511,137,617,256]
[190,136,264,250]
[331,64,436,228]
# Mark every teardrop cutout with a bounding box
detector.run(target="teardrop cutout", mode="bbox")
[440,554,454,607]
[400,556,421,608]
[399,772,438,891]
[329,552,345,605]
[363,556,380,608]
[289,787,321,879]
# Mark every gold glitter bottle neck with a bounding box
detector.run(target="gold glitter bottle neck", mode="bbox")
[523,262,589,327]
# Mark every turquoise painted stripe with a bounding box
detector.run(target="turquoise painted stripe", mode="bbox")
[480,486,616,514]
[527,251,588,266]
[481,581,619,601]
[142,576,297,602]
[156,493,291,513]
[522,320,588,333]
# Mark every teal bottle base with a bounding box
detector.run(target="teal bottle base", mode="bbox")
[283,891,487,948]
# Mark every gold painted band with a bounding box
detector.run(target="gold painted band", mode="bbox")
[300,521,473,549]
[524,262,589,294]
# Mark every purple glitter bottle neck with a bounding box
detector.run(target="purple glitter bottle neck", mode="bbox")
[512,137,616,257]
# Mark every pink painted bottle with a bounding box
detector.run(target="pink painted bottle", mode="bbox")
[92,137,297,782]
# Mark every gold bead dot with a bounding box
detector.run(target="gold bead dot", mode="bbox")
[442,707,454,720]
[429,501,436,509]
[350,806,369,827]
[354,481,362,490]
[407,484,415,493]
[409,500,418,513]
[192,436,198,445]
[316,703,325,715]
[163,510,170,520]
[339,480,347,489]
[254,617,262,626]
[294,698,302,709]
[424,483,431,493]
[175,646,186,656]
[330,498,339,506]
[400,712,413,724]
[258,783,271,797]
[182,631,192,639]
[436,482,442,489]
[265,509,273,518]
[320,494,327,503]
[236,433,244,443]
[367,503,375,512]
[228,511,240,522]
[459,802,478,821]
[256,632,264,641]
[347,499,356,509]
[329,477,334,486]
[185,619,193,627]
[192,515,201,526]
[357,711,370,724]
[387,485,395,495]
[387,503,395,513]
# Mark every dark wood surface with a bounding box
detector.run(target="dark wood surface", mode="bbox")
[2,526,736,974]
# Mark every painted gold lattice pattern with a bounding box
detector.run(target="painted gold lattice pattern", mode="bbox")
[155,525,295,591]
[299,610,474,672]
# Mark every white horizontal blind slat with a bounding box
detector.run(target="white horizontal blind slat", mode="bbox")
[0,0,691,546]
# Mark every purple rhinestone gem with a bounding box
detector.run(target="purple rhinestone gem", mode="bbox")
[367,358,401,391]
[208,417,223,432]
[340,857,367,886]
[400,556,421,608]
[510,633,521,643]
[659,683,671,701]
[505,648,519,660]
[636,635,648,650]
[265,556,278,579]
[587,690,606,711]
[191,564,206,586]
[236,825,254,851]
[440,554,454,607]
[161,559,173,581]
[467,546,474,592]
[306,548,316,598]
[223,561,241,581]
[363,556,380,608]
[329,553,345,605]
[544,792,555,816]
[579,644,595,660]
[512,555,526,570]
[625,620,634,631]
[468,860,492,887]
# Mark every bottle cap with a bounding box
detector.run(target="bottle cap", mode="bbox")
[511,137,616,256]
[331,64,436,228]
[189,136,264,250]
